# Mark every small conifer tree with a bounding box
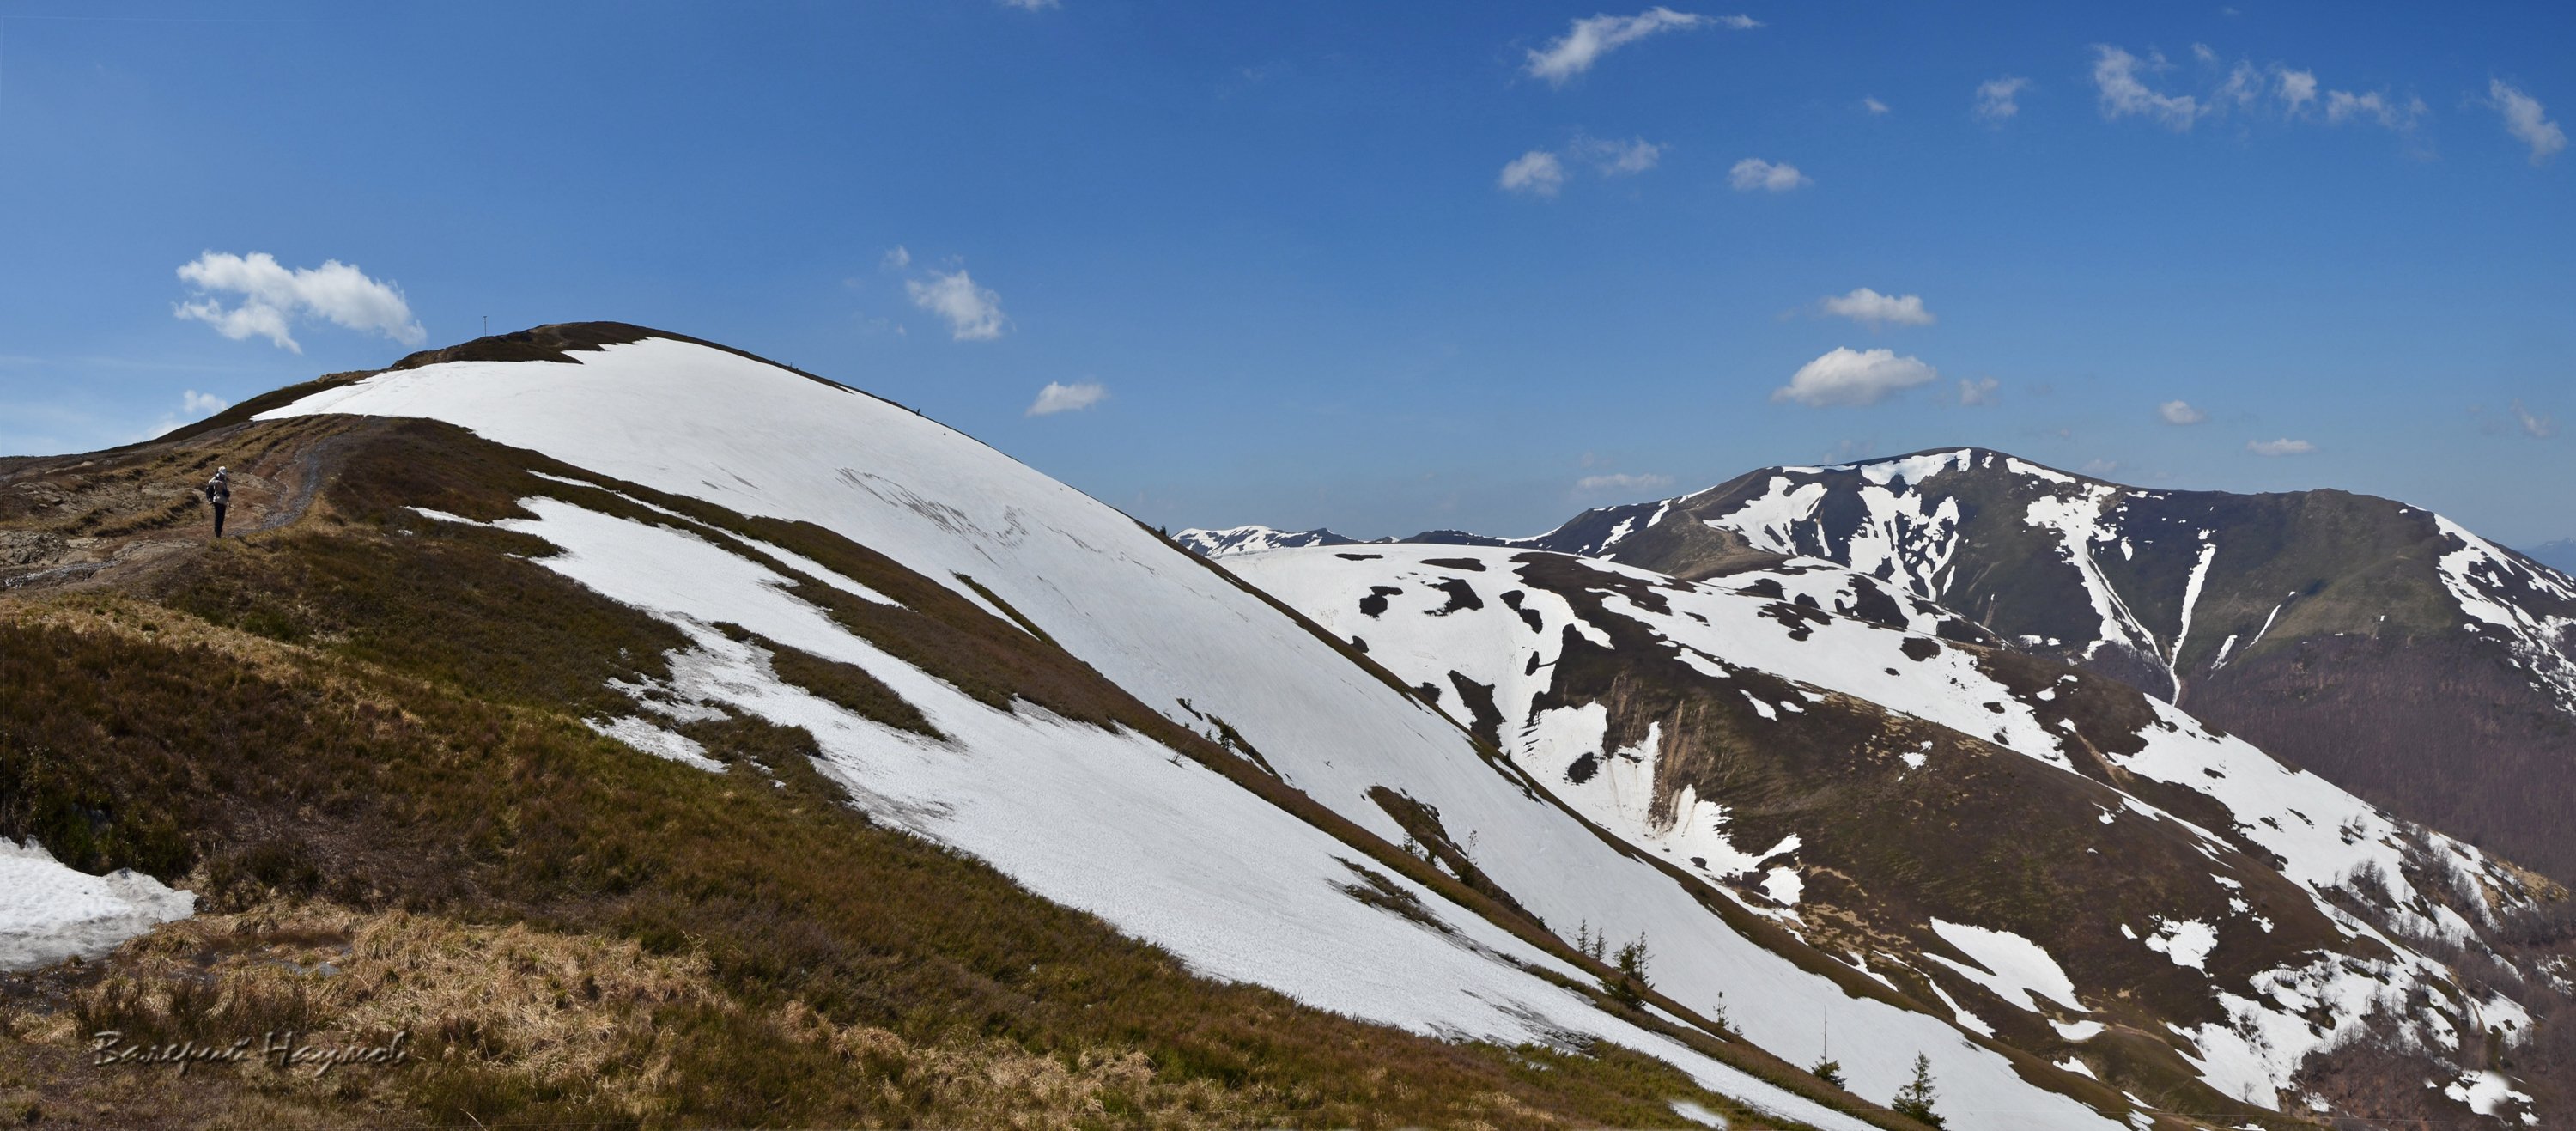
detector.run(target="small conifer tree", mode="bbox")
[1891,1053,1944,1128]
[1607,933,1651,1007]
[1573,920,1605,960]
[1810,1058,1845,1089]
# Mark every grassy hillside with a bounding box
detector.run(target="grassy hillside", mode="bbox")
[0,417,1862,1129]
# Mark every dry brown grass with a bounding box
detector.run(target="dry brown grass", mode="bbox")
[0,899,1614,1130]
[15,902,1306,1129]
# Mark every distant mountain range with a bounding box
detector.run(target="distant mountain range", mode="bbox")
[1182,449,2576,885]
[1170,524,1364,556]
[2528,538,2576,575]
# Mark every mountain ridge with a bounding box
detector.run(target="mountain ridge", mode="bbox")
[5,327,2571,1128]
[1188,446,2576,881]
[2528,538,2576,575]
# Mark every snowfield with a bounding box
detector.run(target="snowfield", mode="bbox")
[264,337,2130,1129]
[1220,542,2554,1117]
[410,498,1874,1128]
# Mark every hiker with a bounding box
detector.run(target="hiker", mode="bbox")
[205,467,231,538]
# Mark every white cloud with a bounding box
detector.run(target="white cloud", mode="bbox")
[1819,287,1935,329]
[2491,80,2567,165]
[1026,380,1107,417]
[1728,157,1810,192]
[1957,377,1999,405]
[2275,67,2318,115]
[2159,399,2207,425]
[2323,89,2427,132]
[2114,46,2426,141]
[1574,136,1663,175]
[173,252,425,354]
[1974,76,2031,122]
[1862,96,1891,116]
[2214,60,2263,109]
[999,0,1058,9]
[1507,138,1665,197]
[2092,46,2201,131]
[1771,347,1939,408]
[2245,437,2316,457]
[1498,149,1567,197]
[2512,400,2557,439]
[143,389,238,441]
[881,246,912,271]
[1576,472,1674,491]
[906,268,1007,341]
[1524,8,1741,87]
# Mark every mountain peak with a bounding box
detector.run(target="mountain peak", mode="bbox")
[1173,525,1364,556]
[1423,445,2576,880]
[1762,447,2118,492]
[161,323,892,447]
[388,321,853,393]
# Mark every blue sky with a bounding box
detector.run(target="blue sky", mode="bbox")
[2,1,2568,546]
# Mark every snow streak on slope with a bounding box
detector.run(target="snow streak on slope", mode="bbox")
[2014,481,2165,676]
[262,337,2129,1127]
[2169,536,2217,694]
[1221,544,2556,1116]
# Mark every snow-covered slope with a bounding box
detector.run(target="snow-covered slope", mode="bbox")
[1172,525,1362,556]
[1467,447,2576,885]
[1222,543,2567,1125]
[261,331,2136,1128]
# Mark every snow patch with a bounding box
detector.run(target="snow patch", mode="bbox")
[2443,1069,2534,1120]
[0,839,195,971]
[1925,919,2087,1013]
[586,714,726,772]
[1761,866,1803,907]
[2142,916,2218,970]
